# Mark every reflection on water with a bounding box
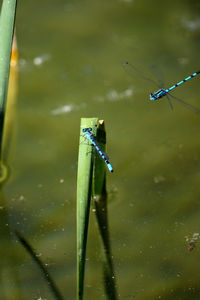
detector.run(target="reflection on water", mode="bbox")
[1,0,200,298]
[95,87,134,102]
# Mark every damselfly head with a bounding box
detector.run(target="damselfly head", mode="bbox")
[82,127,92,133]
[150,93,157,101]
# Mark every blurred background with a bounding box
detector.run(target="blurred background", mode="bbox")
[1,0,200,299]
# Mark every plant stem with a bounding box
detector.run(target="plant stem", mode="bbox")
[76,117,98,300]
[0,0,17,159]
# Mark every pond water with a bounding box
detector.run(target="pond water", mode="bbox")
[1,0,200,299]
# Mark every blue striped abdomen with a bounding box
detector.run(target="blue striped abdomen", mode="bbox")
[82,128,114,173]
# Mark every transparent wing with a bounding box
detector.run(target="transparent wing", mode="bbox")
[122,61,160,88]
[149,64,164,88]
[93,138,110,160]
[168,93,200,114]
[166,94,174,110]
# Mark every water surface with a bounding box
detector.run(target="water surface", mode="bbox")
[1,0,200,299]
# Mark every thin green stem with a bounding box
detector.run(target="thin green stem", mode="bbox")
[76,117,98,300]
[0,0,17,159]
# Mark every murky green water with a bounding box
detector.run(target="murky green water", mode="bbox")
[1,0,200,299]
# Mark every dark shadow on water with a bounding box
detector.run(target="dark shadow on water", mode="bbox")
[94,177,118,300]
[15,230,64,300]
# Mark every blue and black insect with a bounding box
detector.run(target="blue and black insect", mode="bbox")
[123,62,200,113]
[82,127,113,173]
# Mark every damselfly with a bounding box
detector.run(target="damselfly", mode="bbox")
[82,127,113,173]
[123,62,200,113]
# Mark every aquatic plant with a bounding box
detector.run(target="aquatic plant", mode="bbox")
[77,118,117,299]
[0,0,17,181]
